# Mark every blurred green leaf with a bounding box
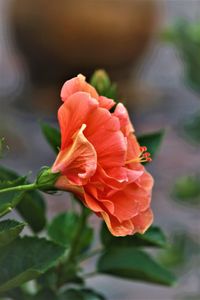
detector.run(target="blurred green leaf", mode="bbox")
[32,288,58,300]
[0,166,46,232]
[101,222,167,248]
[138,130,164,159]
[37,269,58,290]
[98,247,176,286]
[1,287,32,300]
[162,20,200,92]
[183,111,200,144]
[0,237,65,293]
[59,288,105,300]
[48,212,93,253]
[158,231,200,271]
[40,122,61,153]
[172,175,200,206]
[0,219,25,248]
[0,138,7,159]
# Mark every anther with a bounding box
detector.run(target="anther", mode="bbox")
[126,146,152,165]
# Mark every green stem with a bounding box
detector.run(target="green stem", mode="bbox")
[56,205,89,288]
[65,205,89,264]
[0,183,40,194]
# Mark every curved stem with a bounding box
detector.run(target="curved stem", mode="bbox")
[0,183,40,194]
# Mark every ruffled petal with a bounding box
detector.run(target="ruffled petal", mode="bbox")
[92,164,144,190]
[100,208,153,237]
[84,107,127,169]
[131,208,153,234]
[58,92,98,149]
[98,96,115,110]
[52,124,97,185]
[113,103,134,136]
[61,74,99,101]
[106,171,153,222]
[101,211,135,237]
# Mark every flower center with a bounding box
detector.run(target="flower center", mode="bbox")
[126,146,152,164]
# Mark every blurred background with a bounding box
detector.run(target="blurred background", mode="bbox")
[1,0,200,299]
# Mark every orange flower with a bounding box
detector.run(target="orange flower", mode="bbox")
[52,75,154,236]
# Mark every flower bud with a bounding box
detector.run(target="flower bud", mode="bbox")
[36,167,60,189]
[90,70,116,99]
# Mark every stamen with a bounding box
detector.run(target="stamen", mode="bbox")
[126,146,152,164]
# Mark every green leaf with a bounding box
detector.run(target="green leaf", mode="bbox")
[0,177,26,217]
[40,122,61,153]
[0,166,46,232]
[17,190,46,232]
[0,176,27,190]
[101,222,167,248]
[0,219,25,247]
[98,247,176,286]
[60,289,105,300]
[0,237,65,293]
[138,130,164,159]
[48,212,93,252]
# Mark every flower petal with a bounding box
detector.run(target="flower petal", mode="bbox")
[131,208,153,234]
[98,96,115,110]
[101,211,135,237]
[52,124,97,185]
[58,92,98,149]
[114,103,134,136]
[106,171,153,222]
[61,74,99,101]
[84,107,127,169]
[92,164,144,190]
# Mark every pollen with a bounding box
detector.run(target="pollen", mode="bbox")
[126,146,152,164]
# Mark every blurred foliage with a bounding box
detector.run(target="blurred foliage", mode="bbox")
[40,122,61,154]
[183,111,200,144]
[172,175,200,206]
[158,231,200,273]
[162,19,200,92]
[0,138,9,160]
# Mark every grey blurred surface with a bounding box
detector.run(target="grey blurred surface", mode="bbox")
[0,1,200,299]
